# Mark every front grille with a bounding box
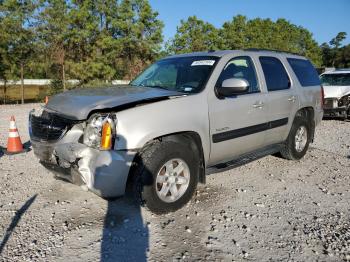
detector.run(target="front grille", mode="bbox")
[30,110,76,142]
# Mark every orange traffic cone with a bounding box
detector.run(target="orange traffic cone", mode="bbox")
[5,116,25,155]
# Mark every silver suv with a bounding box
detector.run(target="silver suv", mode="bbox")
[29,49,323,213]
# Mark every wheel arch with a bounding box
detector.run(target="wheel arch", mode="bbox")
[294,107,315,141]
[127,131,206,189]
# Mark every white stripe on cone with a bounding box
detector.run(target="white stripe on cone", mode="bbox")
[9,121,16,129]
[9,132,20,138]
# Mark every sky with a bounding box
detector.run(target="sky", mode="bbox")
[149,0,350,46]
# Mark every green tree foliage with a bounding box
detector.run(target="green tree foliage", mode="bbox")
[167,15,322,66]
[219,16,322,66]
[321,32,350,68]
[330,32,346,48]
[167,16,219,54]
[0,0,163,93]
[0,0,37,103]
[0,15,10,103]
[115,0,163,78]
[1,0,349,101]
[37,0,71,90]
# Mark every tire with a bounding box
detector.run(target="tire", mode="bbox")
[131,140,199,214]
[280,116,311,160]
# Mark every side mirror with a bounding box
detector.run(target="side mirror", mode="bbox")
[217,78,249,97]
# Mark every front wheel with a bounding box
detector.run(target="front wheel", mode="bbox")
[280,116,311,160]
[132,140,199,214]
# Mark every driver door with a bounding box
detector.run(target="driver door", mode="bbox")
[208,56,269,165]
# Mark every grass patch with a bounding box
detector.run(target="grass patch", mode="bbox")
[0,85,51,104]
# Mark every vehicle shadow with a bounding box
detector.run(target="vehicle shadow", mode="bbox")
[0,194,37,254]
[97,135,151,262]
[100,197,149,262]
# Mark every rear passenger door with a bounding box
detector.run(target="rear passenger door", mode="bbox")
[258,56,299,144]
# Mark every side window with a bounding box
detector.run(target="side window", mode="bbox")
[216,56,259,93]
[259,56,290,91]
[287,58,321,87]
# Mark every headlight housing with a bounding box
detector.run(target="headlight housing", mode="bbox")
[338,95,350,107]
[83,114,116,150]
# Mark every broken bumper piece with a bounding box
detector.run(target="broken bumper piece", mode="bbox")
[32,141,136,198]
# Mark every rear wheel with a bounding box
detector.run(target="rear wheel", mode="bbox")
[280,116,311,160]
[131,140,199,214]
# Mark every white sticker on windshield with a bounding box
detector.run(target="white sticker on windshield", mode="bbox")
[191,60,215,66]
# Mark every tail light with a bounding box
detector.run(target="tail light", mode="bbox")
[100,121,113,150]
[321,85,325,109]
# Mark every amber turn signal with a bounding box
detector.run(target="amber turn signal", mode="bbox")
[100,121,113,150]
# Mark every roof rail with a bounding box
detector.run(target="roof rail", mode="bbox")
[244,48,302,56]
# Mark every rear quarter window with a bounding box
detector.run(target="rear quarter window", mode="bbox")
[287,58,321,87]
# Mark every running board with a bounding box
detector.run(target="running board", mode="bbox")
[206,143,284,175]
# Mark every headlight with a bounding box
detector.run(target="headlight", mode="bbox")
[338,95,350,107]
[83,114,116,150]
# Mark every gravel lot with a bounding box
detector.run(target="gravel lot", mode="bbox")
[0,104,349,262]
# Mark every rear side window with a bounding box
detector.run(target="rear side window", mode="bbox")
[259,56,290,91]
[287,58,321,86]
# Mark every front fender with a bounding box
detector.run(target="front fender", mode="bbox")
[114,94,210,163]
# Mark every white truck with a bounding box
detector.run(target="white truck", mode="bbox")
[320,69,350,120]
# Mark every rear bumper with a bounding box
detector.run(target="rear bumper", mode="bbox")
[32,140,136,198]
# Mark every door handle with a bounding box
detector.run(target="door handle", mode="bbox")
[252,101,264,108]
[288,96,296,102]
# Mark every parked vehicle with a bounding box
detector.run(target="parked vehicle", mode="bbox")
[320,69,350,119]
[29,49,323,213]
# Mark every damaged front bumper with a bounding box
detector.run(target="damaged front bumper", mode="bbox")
[323,98,349,118]
[323,106,348,118]
[32,140,136,198]
[29,109,136,198]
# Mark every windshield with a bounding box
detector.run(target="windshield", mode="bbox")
[320,73,350,86]
[130,56,219,93]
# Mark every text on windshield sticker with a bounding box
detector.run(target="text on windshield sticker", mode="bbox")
[191,60,216,66]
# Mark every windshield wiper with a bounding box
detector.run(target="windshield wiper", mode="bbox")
[132,84,186,93]
[147,85,170,91]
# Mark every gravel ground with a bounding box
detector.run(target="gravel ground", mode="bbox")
[0,104,349,262]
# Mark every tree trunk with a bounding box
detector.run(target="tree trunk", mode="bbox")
[62,62,66,91]
[3,79,6,105]
[20,63,24,104]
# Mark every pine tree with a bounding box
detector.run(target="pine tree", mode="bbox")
[0,0,36,103]
[116,0,163,78]
[37,0,71,90]
[167,16,219,54]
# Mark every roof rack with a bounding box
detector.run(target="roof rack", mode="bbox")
[244,48,302,56]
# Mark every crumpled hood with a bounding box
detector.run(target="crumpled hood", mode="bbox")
[323,85,350,99]
[46,85,184,120]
